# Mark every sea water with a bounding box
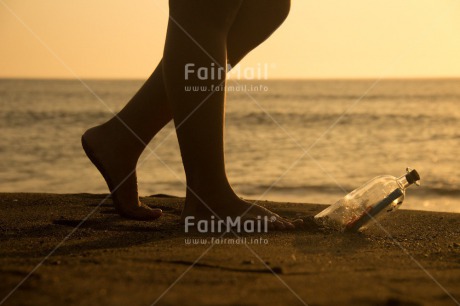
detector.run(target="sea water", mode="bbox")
[1,78,459,212]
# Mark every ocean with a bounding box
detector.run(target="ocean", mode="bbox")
[1,78,459,213]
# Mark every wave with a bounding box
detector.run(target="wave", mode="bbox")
[227,111,459,126]
[237,183,460,197]
[229,92,460,102]
[0,110,111,128]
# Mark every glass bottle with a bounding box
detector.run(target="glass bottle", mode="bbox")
[314,168,420,232]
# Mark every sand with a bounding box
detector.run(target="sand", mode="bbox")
[0,193,459,306]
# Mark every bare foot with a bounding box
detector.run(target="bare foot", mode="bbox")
[181,191,302,231]
[81,125,161,221]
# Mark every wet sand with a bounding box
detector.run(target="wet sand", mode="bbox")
[1,193,459,306]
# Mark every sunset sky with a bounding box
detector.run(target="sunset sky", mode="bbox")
[1,0,459,79]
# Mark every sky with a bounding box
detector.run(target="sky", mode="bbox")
[1,0,459,79]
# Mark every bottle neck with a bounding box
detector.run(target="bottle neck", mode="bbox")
[396,174,411,189]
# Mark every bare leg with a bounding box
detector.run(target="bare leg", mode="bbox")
[82,0,297,227]
[162,0,297,229]
[81,64,170,220]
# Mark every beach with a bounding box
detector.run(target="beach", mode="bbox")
[2,1,459,305]
[1,193,459,306]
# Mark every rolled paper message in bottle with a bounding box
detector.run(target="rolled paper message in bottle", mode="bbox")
[314,168,421,232]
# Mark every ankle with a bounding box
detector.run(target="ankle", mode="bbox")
[187,175,234,192]
[96,120,145,156]
[185,182,238,205]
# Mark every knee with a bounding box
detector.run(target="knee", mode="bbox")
[227,0,290,66]
[266,0,291,25]
[169,0,244,35]
[281,0,291,21]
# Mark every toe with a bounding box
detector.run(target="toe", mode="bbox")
[148,208,163,219]
[267,221,275,231]
[273,220,286,230]
[142,207,162,221]
[121,205,162,221]
[283,220,295,230]
[292,218,304,227]
[274,216,295,230]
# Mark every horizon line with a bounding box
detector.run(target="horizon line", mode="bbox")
[1,76,460,82]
